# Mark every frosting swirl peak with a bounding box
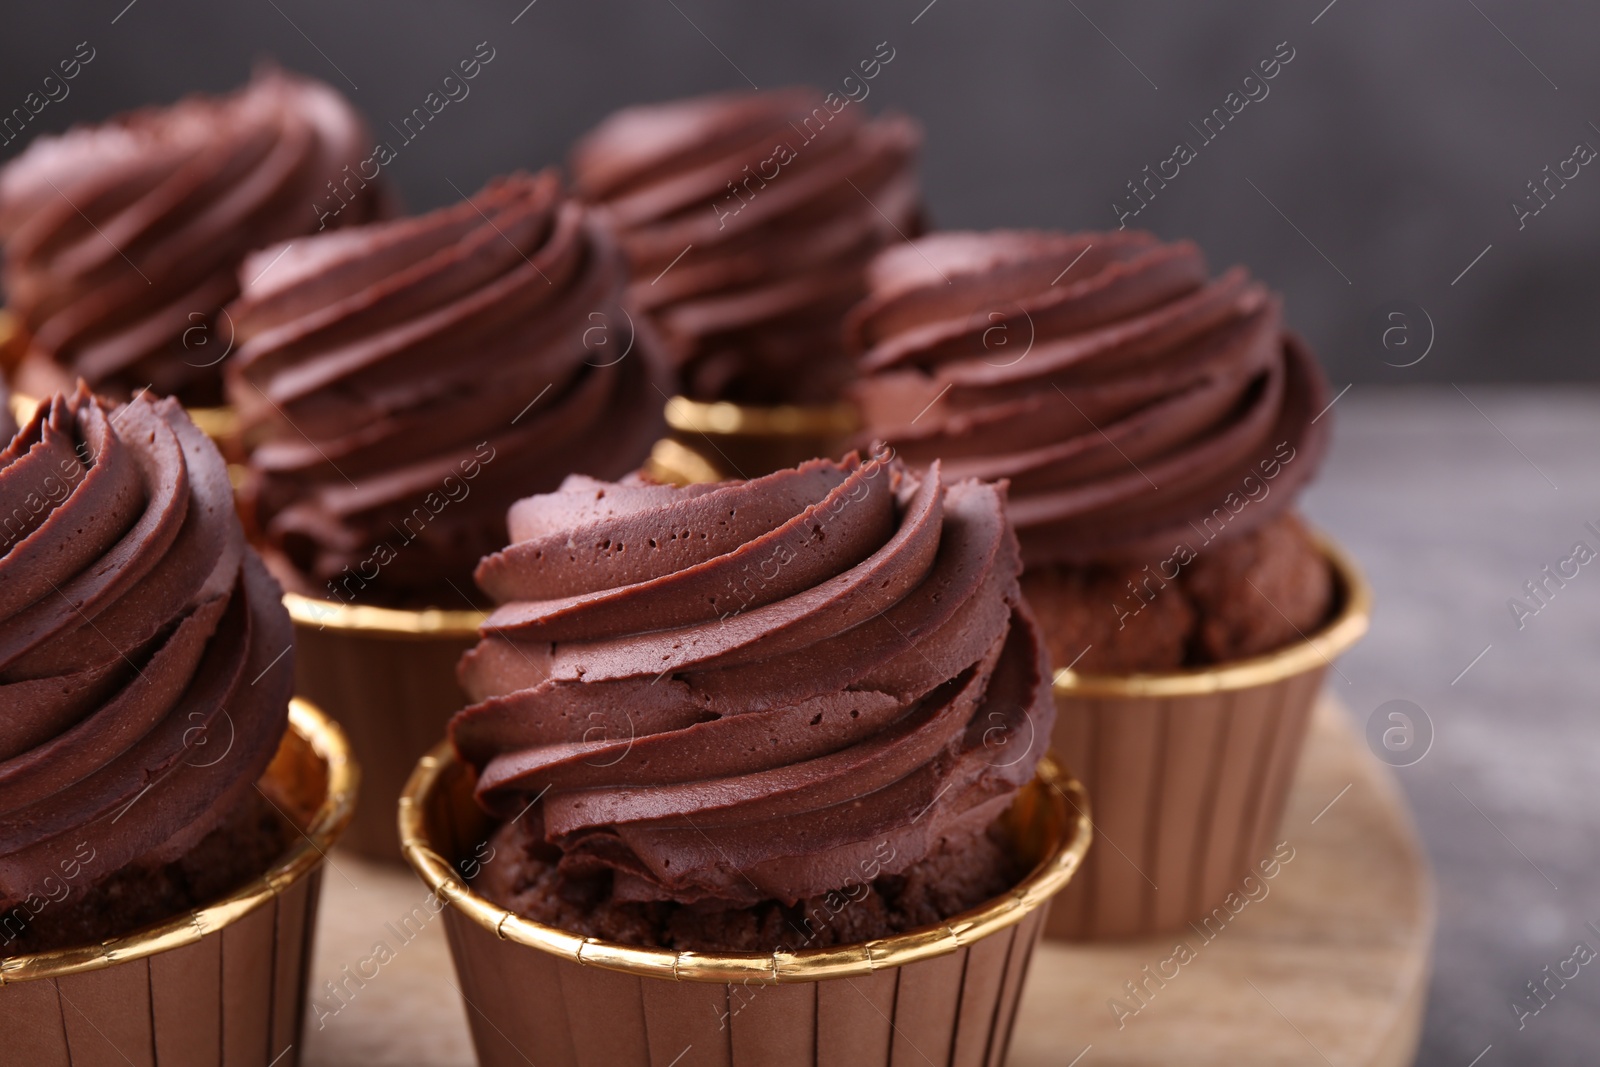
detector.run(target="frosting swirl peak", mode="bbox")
[0,68,387,404]
[227,170,673,607]
[847,230,1331,568]
[452,454,1053,907]
[0,386,292,911]
[571,87,922,403]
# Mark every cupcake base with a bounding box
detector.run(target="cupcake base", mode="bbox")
[4,787,291,956]
[0,699,357,1067]
[476,813,1025,952]
[1042,533,1369,941]
[402,743,1090,1067]
[444,900,1047,1067]
[1012,695,1433,1065]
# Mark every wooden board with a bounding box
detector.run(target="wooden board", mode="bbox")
[299,697,1434,1066]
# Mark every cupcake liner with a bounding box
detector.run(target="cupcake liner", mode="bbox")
[646,396,860,483]
[0,699,357,1067]
[283,593,482,862]
[401,742,1090,1067]
[1043,534,1371,940]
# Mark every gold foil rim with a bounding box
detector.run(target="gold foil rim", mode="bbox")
[645,437,726,487]
[1052,531,1372,698]
[184,404,240,444]
[0,698,358,983]
[401,746,1092,985]
[283,590,484,638]
[664,396,860,438]
[9,392,39,426]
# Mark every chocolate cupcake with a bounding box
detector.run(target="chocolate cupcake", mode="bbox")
[0,68,387,407]
[226,169,673,857]
[401,453,1088,1066]
[0,386,354,1061]
[847,230,1369,938]
[573,87,921,403]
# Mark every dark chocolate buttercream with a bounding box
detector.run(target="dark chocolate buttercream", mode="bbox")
[571,88,922,403]
[227,170,674,608]
[847,231,1331,568]
[0,69,388,405]
[452,453,1053,907]
[0,386,292,911]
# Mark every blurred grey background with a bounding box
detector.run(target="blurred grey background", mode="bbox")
[5,3,1598,1065]
[3,0,1597,385]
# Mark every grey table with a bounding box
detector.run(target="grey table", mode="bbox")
[1301,385,1600,1067]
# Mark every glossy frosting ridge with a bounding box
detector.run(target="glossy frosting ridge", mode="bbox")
[572,87,922,403]
[847,230,1331,567]
[228,170,673,606]
[0,68,387,403]
[452,454,1053,907]
[0,385,292,910]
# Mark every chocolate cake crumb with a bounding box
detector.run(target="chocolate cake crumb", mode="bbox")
[1184,511,1334,663]
[3,790,293,956]
[476,815,1026,953]
[1024,511,1334,674]
[1023,560,1195,673]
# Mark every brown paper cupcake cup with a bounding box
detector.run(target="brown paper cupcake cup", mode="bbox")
[1042,534,1371,941]
[400,743,1092,1067]
[646,396,860,483]
[0,698,357,1067]
[283,592,482,862]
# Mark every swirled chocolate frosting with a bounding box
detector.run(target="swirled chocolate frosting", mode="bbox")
[227,170,674,608]
[0,385,292,912]
[847,231,1331,568]
[571,87,922,404]
[0,68,388,404]
[452,453,1053,907]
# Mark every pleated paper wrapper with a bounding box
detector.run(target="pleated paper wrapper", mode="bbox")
[0,700,357,1067]
[284,592,480,861]
[1042,535,1371,941]
[401,742,1092,1067]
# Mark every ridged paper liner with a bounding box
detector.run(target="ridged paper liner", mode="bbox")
[283,593,482,862]
[646,396,860,484]
[1043,534,1371,940]
[401,741,1091,1067]
[0,699,358,1067]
